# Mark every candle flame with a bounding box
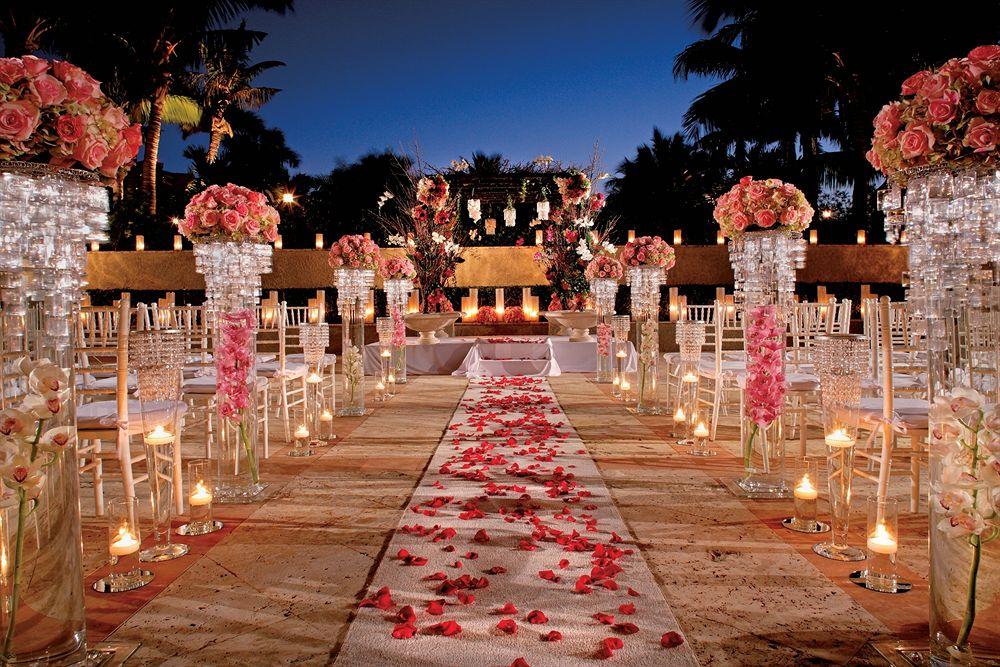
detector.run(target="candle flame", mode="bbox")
[673,407,685,422]
[871,521,892,542]
[796,472,816,493]
[682,372,698,383]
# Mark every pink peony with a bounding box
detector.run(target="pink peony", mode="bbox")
[898,124,935,159]
[963,117,999,153]
[0,100,40,142]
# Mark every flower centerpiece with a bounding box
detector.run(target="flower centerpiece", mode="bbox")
[714,176,811,498]
[868,44,1000,664]
[536,168,614,310]
[186,184,278,502]
[330,234,381,415]
[586,254,625,383]
[622,236,674,413]
[0,56,141,664]
[380,256,416,384]
[384,174,463,313]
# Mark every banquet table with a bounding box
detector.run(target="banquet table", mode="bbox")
[363,335,637,376]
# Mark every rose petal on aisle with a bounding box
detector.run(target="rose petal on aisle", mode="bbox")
[335,377,697,666]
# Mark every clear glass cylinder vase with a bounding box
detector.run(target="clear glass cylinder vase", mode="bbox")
[336,269,374,416]
[628,267,663,415]
[0,164,108,664]
[194,241,273,503]
[731,230,804,497]
[886,168,1000,664]
[383,279,412,385]
[591,279,618,383]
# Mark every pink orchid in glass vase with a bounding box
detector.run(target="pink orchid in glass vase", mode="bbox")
[715,176,812,498]
[330,235,382,414]
[868,44,1000,665]
[380,255,416,384]
[187,184,279,502]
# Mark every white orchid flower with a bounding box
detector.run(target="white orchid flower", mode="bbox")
[2,455,45,499]
[937,511,986,538]
[22,393,67,420]
[38,426,76,454]
[29,364,70,399]
[14,356,51,377]
[0,409,34,438]
[934,488,974,517]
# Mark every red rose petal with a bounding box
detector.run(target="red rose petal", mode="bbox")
[397,605,416,623]
[618,603,636,615]
[594,612,615,625]
[427,620,462,637]
[627,587,641,597]
[538,569,560,583]
[661,631,685,648]
[615,622,639,635]
[511,660,530,667]
[558,558,570,569]
[392,622,416,639]
[526,610,548,625]
[543,630,563,642]
[497,602,518,615]
[603,637,624,650]
[474,529,491,543]
[426,599,445,615]
[487,565,507,575]
[497,619,517,635]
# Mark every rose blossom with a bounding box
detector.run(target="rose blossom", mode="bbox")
[963,117,999,153]
[873,103,903,138]
[28,74,67,107]
[21,55,48,77]
[898,124,935,159]
[927,91,959,125]
[72,135,109,170]
[976,89,1000,115]
[243,217,261,236]
[731,211,750,230]
[0,59,25,85]
[754,209,776,228]
[918,73,951,100]
[221,209,242,232]
[55,114,85,143]
[901,70,930,96]
[0,100,40,142]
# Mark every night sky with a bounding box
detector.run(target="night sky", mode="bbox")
[158,0,716,177]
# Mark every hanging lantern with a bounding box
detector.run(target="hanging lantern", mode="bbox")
[536,199,550,221]
[485,218,497,235]
[467,198,481,221]
[504,205,516,227]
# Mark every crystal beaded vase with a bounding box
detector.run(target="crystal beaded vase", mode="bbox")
[0,163,109,664]
[335,268,374,415]
[628,267,663,414]
[590,278,618,383]
[194,241,273,503]
[674,321,707,441]
[299,322,330,444]
[731,229,805,497]
[383,279,412,384]
[882,168,1000,664]
[611,315,630,399]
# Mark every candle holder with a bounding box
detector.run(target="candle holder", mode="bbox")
[783,458,830,533]
[611,315,630,399]
[334,267,375,416]
[318,404,336,442]
[93,498,154,593]
[289,423,314,457]
[813,334,868,562]
[383,279,412,384]
[300,322,330,445]
[376,317,397,398]
[851,496,910,594]
[130,329,188,563]
[690,416,716,457]
[590,278,619,383]
[628,267,663,415]
[674,363,700,444]
[178,459,222,536]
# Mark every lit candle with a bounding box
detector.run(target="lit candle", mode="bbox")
[792,470,819,527]
[306,372,323,384]
[375,381,385,393]
[825,428,855,448]
[673,406,686,424]
[716,230,724,245]
[135,235,145,251]
[90,241,100,252]
[794,473,818,501]
[856,229,866,245]
[190,481,212,507]
[144,425,174,445]
[381,349,391,358]
[627,230,635,243]
[673,229,682,245]
[294,424,310,440]
[320,409,333,423]
[110,525,140,557]
[693,421,710,438]
[274,234,283,250]
[315,233,324,249]
[173,234,183,251]
[809,230,818,245]
[681,371,698,383]
[616,349,627,359]
[867,521,898,555]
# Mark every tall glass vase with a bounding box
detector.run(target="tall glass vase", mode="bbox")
[591,278,618,383]
[194,241,272,503]
[628,267,663,414]
[335,268,374,416]
[730,229,805,497]
[383,279,412,385]
[0,164,109,664]
[883,168,999,664]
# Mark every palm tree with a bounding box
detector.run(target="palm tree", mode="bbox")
[192,23,284,164]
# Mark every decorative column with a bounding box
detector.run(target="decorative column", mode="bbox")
[586,255,623,383]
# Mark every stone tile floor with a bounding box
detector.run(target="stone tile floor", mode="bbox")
[78,375,930,665]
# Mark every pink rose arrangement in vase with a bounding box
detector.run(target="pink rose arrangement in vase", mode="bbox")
[713,176,814,240]
[181,183,280,243]
[380,256,415,383]
[0,56,142,183]
[554,169,592,205]
[621,235,676,269]
[867,44,1000,180]
[380,256,416,281]
[329,234,382,271]
[586,254,623,383]
[584,254,625,282]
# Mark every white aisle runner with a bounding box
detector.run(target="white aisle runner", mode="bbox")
[335,377,698,667]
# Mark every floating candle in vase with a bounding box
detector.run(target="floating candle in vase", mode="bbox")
[110,525,140,557]
[691,420,715,456]
[144,425,174,446]
[189,481,212,507]
[290,424,313,457]
[793,471,819,529]
[865,496,900,592]
[824,427,855,448]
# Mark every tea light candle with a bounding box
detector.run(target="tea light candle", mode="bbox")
[673,406,686,424]
[867,521,898,555]
[381,349,391,358]
[110,526,140,557]
[144,425,174,446]
[190,481,212,507]
[825,428,855,448]
[294,424,310,440]
[306,372,322,384]
[320,409,333,423]
[681,371,698,383]
[794,474,818,501]
[375,381,385,393]
[616,349,627,359]
[693,421,710,438]
[621,379,631,401]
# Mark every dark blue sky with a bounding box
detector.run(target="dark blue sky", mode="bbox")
[161,0,716,177]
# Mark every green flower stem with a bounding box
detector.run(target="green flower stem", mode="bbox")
[744,423,758,469]
[3,420,45,660]
[956,416,981,650]
[239,420,259,485]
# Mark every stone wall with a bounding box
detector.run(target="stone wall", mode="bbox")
[86,245,907,291]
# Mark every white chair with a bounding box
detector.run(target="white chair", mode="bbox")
[257,303,306,443]
[699,300,744,440]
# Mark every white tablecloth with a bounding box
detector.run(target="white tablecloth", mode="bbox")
[453,337,559,377]
[363,336,637,376]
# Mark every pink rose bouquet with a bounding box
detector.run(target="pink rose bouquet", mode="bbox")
[584,254,624,281]
[502,306,525,323]
[0,56,142,184]
[476,306,499,324]
[328,234,382,271]
[620,235,675,269]
[867,44,1000,180]
[180,183,280,243]
[713,176,813,239]
[380,256,416,281]
[554,169,592,205]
